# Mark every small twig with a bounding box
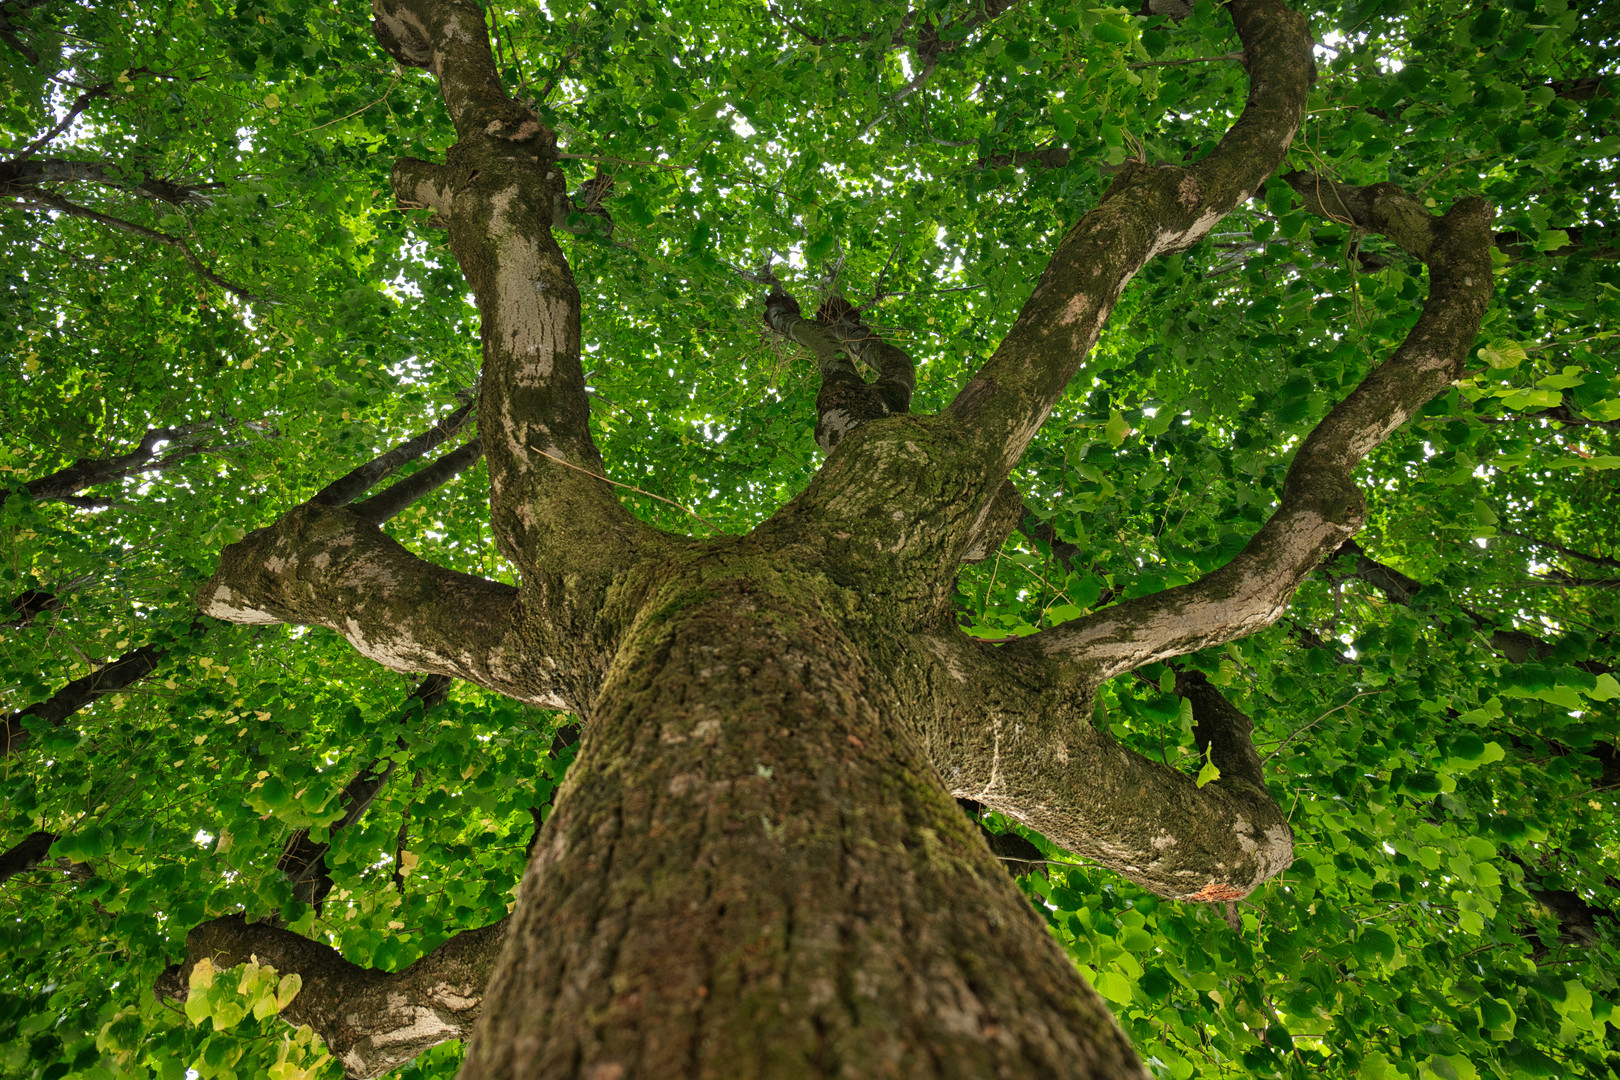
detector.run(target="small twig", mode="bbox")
[528,445,717,530]
[1126,51,1244,70]
[1261,691,1382,763]
[291,71,398,136]
[18,190,254,300]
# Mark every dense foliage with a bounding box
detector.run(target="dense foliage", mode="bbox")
[1,0,1616,1077]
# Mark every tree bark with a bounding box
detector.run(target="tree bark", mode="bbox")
[461,568,1144,1080]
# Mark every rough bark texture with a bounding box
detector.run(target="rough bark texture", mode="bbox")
[462,564,1143,1080]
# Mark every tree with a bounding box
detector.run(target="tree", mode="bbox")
[2,0,1617,1075]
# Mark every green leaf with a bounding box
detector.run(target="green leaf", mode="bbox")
[1195,745,1220,788]
[1093,969,1134,1004]
[1476,341,1528,369]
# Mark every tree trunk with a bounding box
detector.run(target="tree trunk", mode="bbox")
[460,560,1144,1080]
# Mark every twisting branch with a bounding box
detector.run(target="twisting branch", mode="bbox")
[942,0,1316,482]
[1007,181,1493,683]
[762,291,914,450]
[12,189,253,299]
[919,630,1294,900]
[377,0,665,577]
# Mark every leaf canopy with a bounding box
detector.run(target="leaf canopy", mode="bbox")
[1,0,1618,1076]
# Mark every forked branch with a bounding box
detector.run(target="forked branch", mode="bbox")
[762,291,915,450]
[379,0,664,576]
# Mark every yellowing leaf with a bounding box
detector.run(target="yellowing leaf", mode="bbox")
[276,972,303,1010]
[1476,341,1528,369]
[189,957,216,990]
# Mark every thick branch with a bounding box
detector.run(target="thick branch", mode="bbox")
[944,0,1314,479]
[197,503,565,707]
[920,635,1292,900]
[379,0,660,576]
[156,914,508,1079]
[0,157,220,206]
[1007,191,1493,682]
[371,0,545,144]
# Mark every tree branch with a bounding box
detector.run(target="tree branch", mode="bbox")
[11,80,113,159]
[1332,538,1615,674]
[1502,531,1620,572]
[919,634,1292,900]
[197,503,564,706]
[277,676,452,908]
[350,437,483,525]
[156,914,509,1080]
[3,618,207,757]
[1177,669,1268,790]
[1003,185,1493,682]
[1,421,235,507]
[762,291,914,450]
[943,0,1315,482]
[12,189,253,300]
[0,830,58,885]
[0,156,221,206]
[311,400,474,508]
[378,0,664,578]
